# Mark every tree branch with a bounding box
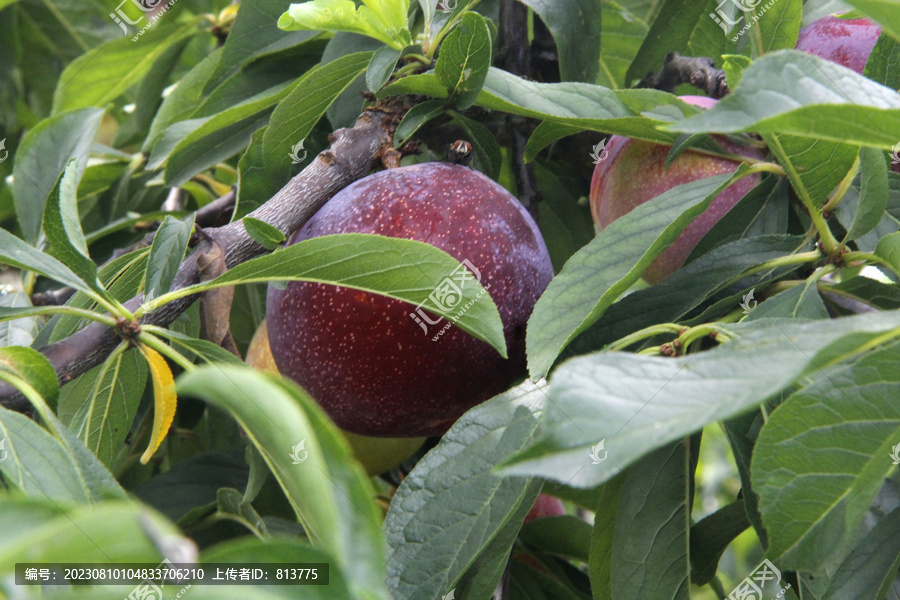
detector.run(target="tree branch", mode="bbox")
[1,109,396,411]
[637,52,730,99]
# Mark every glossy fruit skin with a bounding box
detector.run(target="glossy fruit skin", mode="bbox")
[796,16,881,75]
[524,494,566,523]
[266,163,553,437]
[589,96,765,284]
[245,320,425,476]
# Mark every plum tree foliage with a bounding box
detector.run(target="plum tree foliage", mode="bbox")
[0,0,899,598]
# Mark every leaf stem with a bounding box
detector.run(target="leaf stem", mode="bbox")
[136,332,196,373]
[843,251,900,278]
[762,134,841,254]
[740,250,823,278]
[0,305,118,329]
[607,323,684,352]
[821,154,860,215]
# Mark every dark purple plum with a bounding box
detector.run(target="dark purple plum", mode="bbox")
[796,15,881,75]
[266,163,553,437]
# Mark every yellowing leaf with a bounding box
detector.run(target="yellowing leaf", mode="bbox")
[278,0,411,50]
[137,344,177,464]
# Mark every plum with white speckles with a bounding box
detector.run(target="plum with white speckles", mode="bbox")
[266,163,554,437]
[589,95,766,284]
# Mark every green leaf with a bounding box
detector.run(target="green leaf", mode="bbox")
[144,215,195,302]
[844,0,900,41]
[864,31,900,90]
[845,147,890,242]
[52,24,191,114]
[589,441,692,599]
[597,2,649,89]
[0,346,59,407]
[385,380,545,600]
[568,235,808,356]
[502,312,900,488]
[200,536,354,600]
[756,0,803,54]
[517,0,599,83]
[855,173,900,252]
[177,366,389,600]
[367,46,402,92]
[448,111,502,179]
[876,231,900,272]
[162,86,289,186]
[394,99,446,147]
[0,405,91,503]
[624,0,712,87]
[520,515,592,562]
[146,233,507,359]
[42,159,100,291]
[112,37,193,147]
[533,164,596,272]
[11,107,104,243]
[0,228,94,293]
[477,69,682,145]
[689,501,750,585]
[526,171,741,378]
[133,452,248,523]
[278,0,411,50]
[58,348,148,469]
[669,50,900,150]
[524,121,584,163]
[144,48,223,153]
[206,0,322,93]
[744,279,829,320]
[242,217,286,251]
[770,135,859,208]
[0,292,38,348]
[820,506,900,600]
[262,51,375,176]
[0,499,181,566]
[435,12,492,109]
[752,341,900,569]
[722,54,752,89]
[687,176,789,262]
[379,72,449,98]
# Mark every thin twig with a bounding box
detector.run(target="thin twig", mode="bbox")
[638,52,730,99]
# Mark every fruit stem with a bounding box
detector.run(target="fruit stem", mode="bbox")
[821,154,860,215]
[607,323,685,352]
